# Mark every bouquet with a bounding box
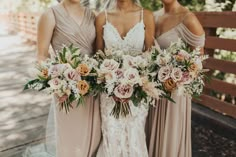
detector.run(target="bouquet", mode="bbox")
[24,44,98,113]
[148,39,208,98]
[94,49,164,118]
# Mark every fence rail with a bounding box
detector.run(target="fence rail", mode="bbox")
[195,12,236,119]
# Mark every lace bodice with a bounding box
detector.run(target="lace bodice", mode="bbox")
[103,9,145,55]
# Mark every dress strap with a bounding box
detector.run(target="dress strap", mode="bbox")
[105,10,108,23]
[140,8,144,22]
[181,12,191,22]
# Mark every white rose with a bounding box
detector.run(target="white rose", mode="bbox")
[134,56,148,68]
[88,58,99,68]
[48,78,66,90]
[124,68,142,85]
[158,65,171,82]
[170,67,183,82]
[105,71,117,84]
[48,64,64,78]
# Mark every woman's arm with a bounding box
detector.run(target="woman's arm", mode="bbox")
[95,12,106,51]
[37,9,56,61]
[143,9,155,51]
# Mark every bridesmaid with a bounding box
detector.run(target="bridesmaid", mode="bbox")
[146,0,205,157]
[37,0,101,156]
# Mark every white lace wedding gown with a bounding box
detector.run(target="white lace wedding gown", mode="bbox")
[96,9,149,157]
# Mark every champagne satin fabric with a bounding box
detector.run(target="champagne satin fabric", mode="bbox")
[51,4,101,157]
[146,11,205,157]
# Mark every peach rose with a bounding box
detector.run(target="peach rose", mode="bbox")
[188,63,198,72]
[41,69,48,78]
[175,55,185,62]
[164,78,176,92]
[76,63,90,76]
[77,80,90,95]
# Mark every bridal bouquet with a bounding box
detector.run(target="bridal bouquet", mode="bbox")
[148,39,208,98]
[94,49,164,118]
[24,44,98,113]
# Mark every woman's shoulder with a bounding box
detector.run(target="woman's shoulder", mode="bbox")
[143,8,154,16]
[143,8,154,23]
[39,7,55,25]
[181,11,205,36]
[95,11,106,26]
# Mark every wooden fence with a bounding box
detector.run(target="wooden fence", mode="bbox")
[7,12,40,43]
[194,12,236,118]
[2,11,236,118]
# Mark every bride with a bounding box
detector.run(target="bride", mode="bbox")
[95,0,155,156]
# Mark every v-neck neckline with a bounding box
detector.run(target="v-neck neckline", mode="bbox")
[157,23,182,38]
[60,3,86,27]
[105,21,144,41]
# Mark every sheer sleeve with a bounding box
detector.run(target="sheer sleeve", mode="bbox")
[177,23,205,47]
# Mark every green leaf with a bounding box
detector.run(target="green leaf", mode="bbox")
[71,55,80,60]
[72,48,79,54]
[23,79,40,90]
[69,43,73,50]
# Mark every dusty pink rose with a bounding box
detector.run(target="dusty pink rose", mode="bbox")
[48,78,66,90]
[114,83,134,99]
[123,55,135,68]
[158,65,171,82]
[181,72,193,84]
[170,67,183,82]
[100,59,119,74]
[115,69,124,79]
[63,69,80,81]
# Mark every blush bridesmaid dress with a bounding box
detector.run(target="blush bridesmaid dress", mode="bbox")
[146,11,205,157]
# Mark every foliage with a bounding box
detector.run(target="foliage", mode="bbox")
[140,0,205,11]
[204,0,235,11]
